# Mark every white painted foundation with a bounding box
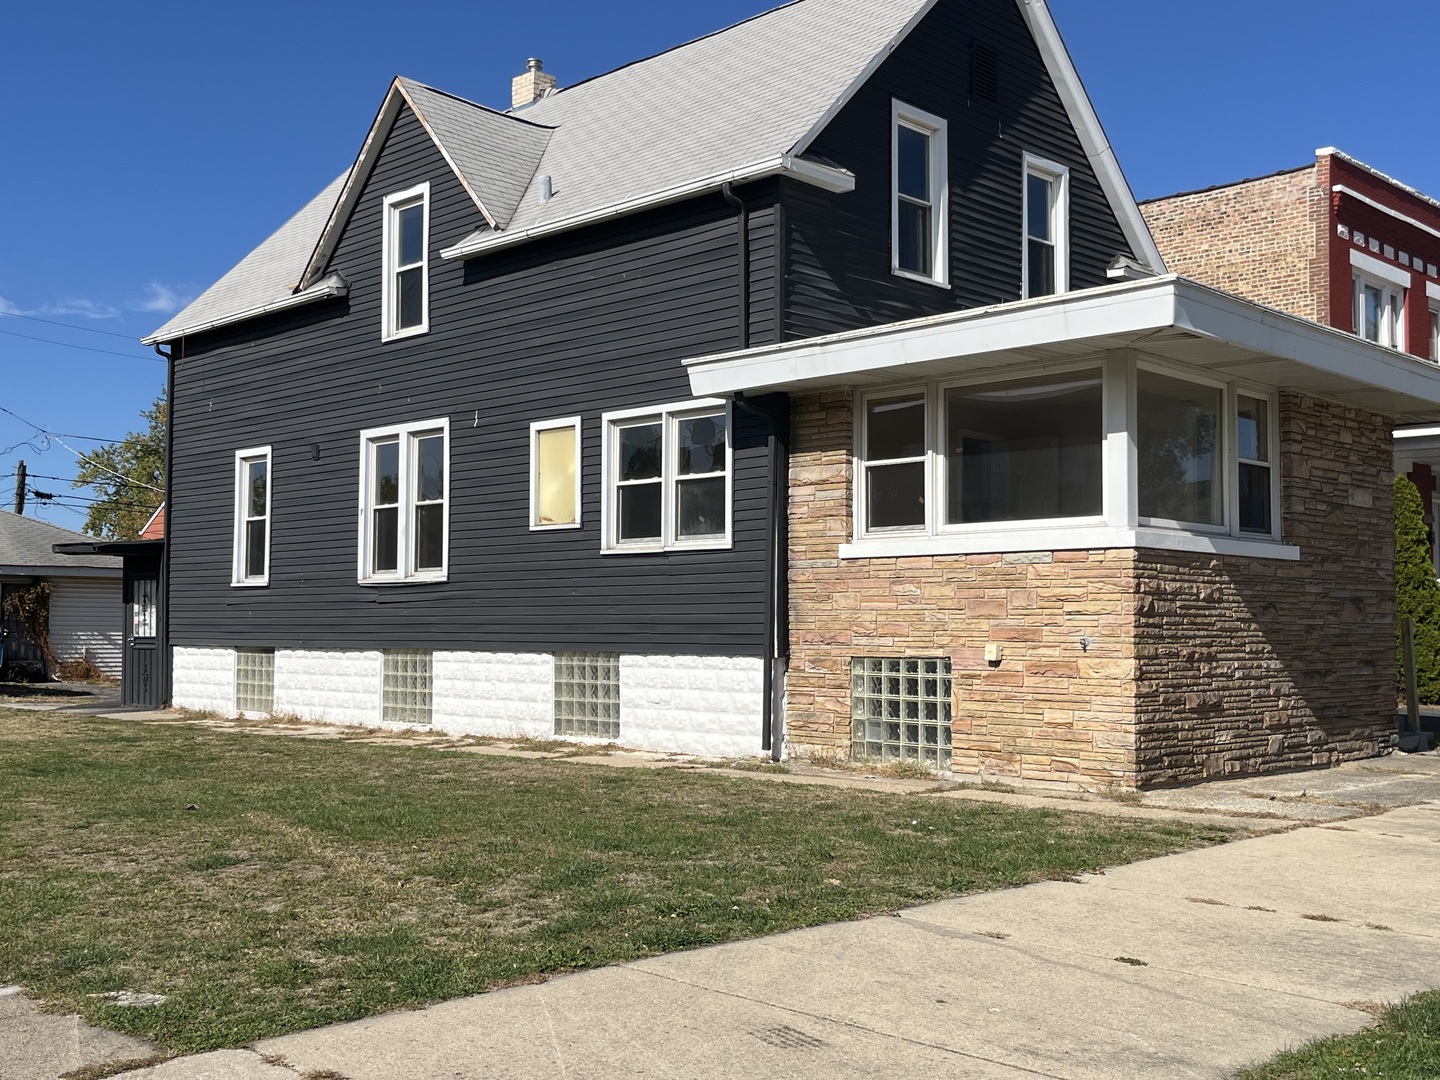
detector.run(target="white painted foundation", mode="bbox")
[169,646,766,758]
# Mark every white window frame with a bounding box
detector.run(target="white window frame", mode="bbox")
[600,398,733,554]
[1351,248,1408,351]
[850,361,1284,554]
[357,417,450,584]
[530,416,583,531]
[381,182,430,342]
[231,445,272,587]
[1021,154,1070,300]
[854,364,1108,542]
[891,100,950,288]
[1427,281,1440,362]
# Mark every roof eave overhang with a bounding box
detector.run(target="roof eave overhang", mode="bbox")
[140,274,348,347]
[439,155,855,261]
[684,276,1440,423]
[53,540,164,559]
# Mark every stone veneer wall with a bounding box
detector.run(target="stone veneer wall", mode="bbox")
[787,392,1141,787]
[785,390,1396,789]
[1131,392,1395,785]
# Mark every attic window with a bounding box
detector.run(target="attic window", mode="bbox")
[382,183,430,340]
[970,42,998,104]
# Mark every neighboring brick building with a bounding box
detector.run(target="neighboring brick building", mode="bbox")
[1143,148,1440,565]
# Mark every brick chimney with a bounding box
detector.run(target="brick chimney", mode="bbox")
[511,58,557,109]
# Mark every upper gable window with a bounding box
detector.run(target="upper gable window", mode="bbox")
[382,183,430,341]
[892,102,949,287]
[1023,156,1069,299]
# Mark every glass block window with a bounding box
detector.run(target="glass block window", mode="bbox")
[554,653,620,739]
[235,648,275,715]
[382,649,433,725]
[851,657,953,768]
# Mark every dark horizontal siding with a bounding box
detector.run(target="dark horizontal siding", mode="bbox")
[785,0,1136,338]
[169,106,780,656]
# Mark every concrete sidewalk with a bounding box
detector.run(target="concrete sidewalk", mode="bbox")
[81,800,1436,1080]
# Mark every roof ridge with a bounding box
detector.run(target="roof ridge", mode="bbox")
[510,0,807,108]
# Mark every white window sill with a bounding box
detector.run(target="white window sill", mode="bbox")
[357,573,449,587]
[381,325,429,343]
[230,579,269,588]
[601,539,732,555]
[840,526,1299,562]
[891,267,951,290]
[531,522,583,532]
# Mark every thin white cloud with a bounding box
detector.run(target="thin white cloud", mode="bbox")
[39,298,121,320]
[137,282,194,314]
[0,296,19,315]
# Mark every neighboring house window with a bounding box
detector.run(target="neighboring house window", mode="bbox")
[851,657,952,770]
[602,400,731,552]
[1353,274,1405,349]
[359,419,448,583]
[530,418,582,530]
[554,653,620,739]
[1022,156,1069,299]
[892,101,949,286]
[382,649,433,724]
[382,183,430,340]
[857,371,1104,537]
[1430,305,1439,362]
[232,446,271,586]
[235,648,275,715]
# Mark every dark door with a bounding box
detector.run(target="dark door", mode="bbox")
[123,567,161,707]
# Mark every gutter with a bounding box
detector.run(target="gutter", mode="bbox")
[141,273,349,347]
[158,341,175,707]
[439,156,854,261]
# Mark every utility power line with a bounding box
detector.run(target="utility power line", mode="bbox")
[0,309,142,340]
[0,326,162,361]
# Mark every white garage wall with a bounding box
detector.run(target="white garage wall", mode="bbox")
[48,576,123,677]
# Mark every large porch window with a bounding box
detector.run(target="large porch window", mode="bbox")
[854,360,1280,553]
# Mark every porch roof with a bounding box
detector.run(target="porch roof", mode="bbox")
[684,276,1440,424]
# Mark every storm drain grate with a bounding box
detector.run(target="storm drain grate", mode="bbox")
[751,1025,826,1050]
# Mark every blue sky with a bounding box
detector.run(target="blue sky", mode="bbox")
[4,0,1437,530]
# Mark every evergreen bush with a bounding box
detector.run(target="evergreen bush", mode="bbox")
[1394,475,1440,703]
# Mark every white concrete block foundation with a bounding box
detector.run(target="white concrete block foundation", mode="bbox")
[169,647,766,758]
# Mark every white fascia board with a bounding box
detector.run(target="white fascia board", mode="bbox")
[1334,184,1440,245]
[439,156,855,261]
[1170,285,1440,407]
[1350,247,1413,288]
[685,279,1181,395]
[141,274,349,346]
[1016,0,1166,274]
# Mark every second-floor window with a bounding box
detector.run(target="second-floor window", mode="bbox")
[382,183,430,340]
[891,101,948,286]
[1023,156,1069,299]
[359,419,448,583]
[1353,273,1405,350]
[1430,303,1439,362]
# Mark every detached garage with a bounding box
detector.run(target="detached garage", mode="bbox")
[0,511,122,678]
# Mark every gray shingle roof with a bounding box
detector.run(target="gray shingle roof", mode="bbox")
[0,512,122,574]
[400,79,552,230]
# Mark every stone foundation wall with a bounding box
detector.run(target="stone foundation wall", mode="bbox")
[786,392,1140,786]
[1131,393,1395,785]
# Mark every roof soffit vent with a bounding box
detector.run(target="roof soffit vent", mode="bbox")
[512,58,557,109]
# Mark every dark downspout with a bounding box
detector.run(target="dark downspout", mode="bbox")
[154,342,175,706]
[721,183,749,349]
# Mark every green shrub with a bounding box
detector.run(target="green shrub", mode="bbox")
[1394,475,1440,703]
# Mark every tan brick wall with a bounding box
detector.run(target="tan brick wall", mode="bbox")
[785,390,1395,789]
[1141,167,1328,322]
[1131,392,1395,785]
[786,392,1141,787]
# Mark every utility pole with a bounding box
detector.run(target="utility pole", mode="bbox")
[12,460,25,515]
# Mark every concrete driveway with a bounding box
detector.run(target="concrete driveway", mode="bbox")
[58,796,1431,1080]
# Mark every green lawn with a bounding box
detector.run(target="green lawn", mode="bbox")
[1238,992,1440,1079]
[0,708,1231,1054]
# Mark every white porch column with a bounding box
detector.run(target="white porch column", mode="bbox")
[1103,348,1138,528]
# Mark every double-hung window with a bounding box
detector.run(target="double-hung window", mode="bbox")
[892,101,948,286]
[1023,156,1069,299]
[1354,275,1405,349]
[602,400,731,552]
[1429,303,1439,362]
[232,446,271,586]
[359,418,448,583]
[382,183,430,340]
